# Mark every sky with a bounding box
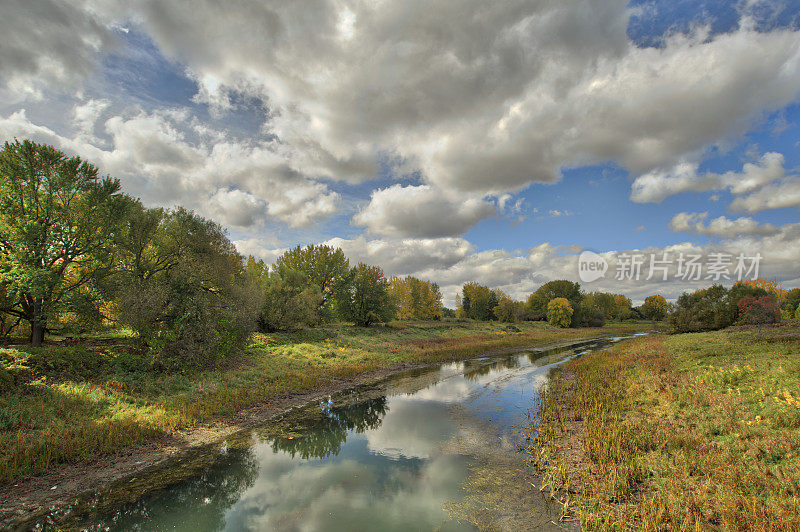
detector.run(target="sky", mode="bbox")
[1,0,799,306]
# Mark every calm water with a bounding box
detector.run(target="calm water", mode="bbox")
[28,335,644,531]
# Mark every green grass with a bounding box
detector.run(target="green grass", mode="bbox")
[0,320,652,485]
[529,321,800,530]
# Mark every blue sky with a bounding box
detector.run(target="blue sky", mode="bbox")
[1,0,799,304]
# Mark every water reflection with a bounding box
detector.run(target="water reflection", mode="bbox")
[256,397,388,460]
[81,446,260,531]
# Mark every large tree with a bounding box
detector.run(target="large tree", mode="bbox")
[526,280,582,312]
[111,205,259,366]
[0,140,128,345]
[275,244,349,316]
[336,263,395,326]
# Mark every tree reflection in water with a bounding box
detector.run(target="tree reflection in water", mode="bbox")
[256,396,388,460]
[83,446,260,531]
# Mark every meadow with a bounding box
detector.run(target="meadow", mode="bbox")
[529,322,800,530]
[0,320,651,485]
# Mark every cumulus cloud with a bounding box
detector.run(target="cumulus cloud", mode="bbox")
[53,1,798,200]
[353,185,495,238]
[2,2,800,238]
[729,179,800,213]
[630,152,787,203]
[0,107,340,229]
[669,212,780,238]
[0,0,115,100]
[632,151,800,214]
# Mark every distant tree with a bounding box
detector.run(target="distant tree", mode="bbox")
[526,280,582,312]
[641,295,669,321]
[459,282,499,321]
[0,140,128,346]
[388,276,443,320]
[493,294,524,323]
[336,263,395,326]
[782,288,800,316]
[275,244,349,317]
[795,304,800,320]
[441,307,456,319]
[547,298,573,328]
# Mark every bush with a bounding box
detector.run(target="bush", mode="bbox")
[547,298,573,328]
[257,269,322,332]
[573,305,606,327]
[737,295,780,326]
[113,207,259,368]
[669,285,730,333]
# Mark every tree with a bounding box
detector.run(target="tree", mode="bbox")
[547,297,573,328]
[458,282,499,321]
[336,263,395,326]
[668,285,730,333]
[275,245,349,317]
[781,288,800,317]
[526,280,582,312]
[641,295,669,321]
[493,294,524,323]
[613,294,633,319]
[388,276,443,320]
[254,266,322,332]
[111,206,258,366]
[0,140,128,346]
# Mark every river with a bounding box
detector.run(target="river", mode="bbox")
[24,334,645,531]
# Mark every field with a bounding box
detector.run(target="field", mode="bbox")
[0,320,652,486]
[529,322,800,530]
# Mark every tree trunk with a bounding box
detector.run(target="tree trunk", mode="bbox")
[30,299,45,347]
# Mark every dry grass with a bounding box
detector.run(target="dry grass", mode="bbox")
[528,321,800,530]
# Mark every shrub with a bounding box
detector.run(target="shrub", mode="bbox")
[669,285,730,333]
[547,298,573,328]
[112,207,259,368]
[737,295,780,326]
[574,305,606,327]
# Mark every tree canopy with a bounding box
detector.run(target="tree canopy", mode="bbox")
[0,140,128,345]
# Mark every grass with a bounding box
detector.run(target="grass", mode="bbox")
[528,321,800,530]
[0,320,652,485]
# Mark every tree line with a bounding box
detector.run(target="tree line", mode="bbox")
[455,279,643,328]
[0,140,443,366]
[2,140,794,367]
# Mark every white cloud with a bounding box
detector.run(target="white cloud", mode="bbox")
[669,212,780,238]
[242,229,800,307]
[632,151,800,215]
[0,0,114,100]
[630,152,787,203]
[62,1,800,202]
[0,107,340,229]
[729,178,800,213]
[353,185,495,238]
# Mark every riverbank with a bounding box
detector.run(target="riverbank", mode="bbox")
[529,322,800,529]
[0,320,653,523]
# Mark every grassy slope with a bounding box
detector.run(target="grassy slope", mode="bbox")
[0,320,651,485]
[530,322,800,530]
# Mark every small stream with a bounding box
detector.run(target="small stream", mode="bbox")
[24,334,646,531]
